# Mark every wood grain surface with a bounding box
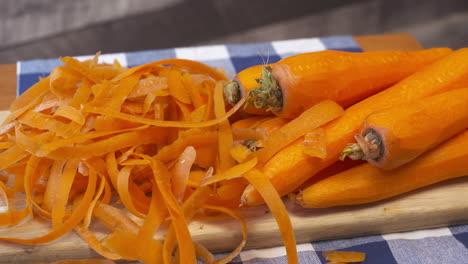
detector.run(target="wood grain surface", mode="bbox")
[0,33,466,263]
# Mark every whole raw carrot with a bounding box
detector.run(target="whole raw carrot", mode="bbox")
[225,48,451,118]
[341,88,468,169]
[297,130,468,208]
[242,48,468,206]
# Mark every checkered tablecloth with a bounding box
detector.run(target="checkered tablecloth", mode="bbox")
[16,36,468,264]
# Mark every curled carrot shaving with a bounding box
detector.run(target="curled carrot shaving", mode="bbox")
[74,224,122,260]
[82,96,246,128]
[241,169,298,264]
[202,205,247,264]
[116,166,146,219]
[214,82,236,171]
[171,146,197,203]
[149,159,197,264]
[202,157,257,186]
[322,250,366,262]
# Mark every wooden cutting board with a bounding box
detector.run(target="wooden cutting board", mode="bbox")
[1,33,466,264]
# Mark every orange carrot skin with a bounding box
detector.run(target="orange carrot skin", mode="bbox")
[231,116,273,130]
[242,48,468,206]
[297,130,468,208]
[232,65,271,115]
[272,48,451,118]
[362,88,468,170]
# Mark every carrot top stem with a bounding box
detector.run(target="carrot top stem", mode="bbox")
[246,66,282,111]
[223,81,241,106]
[340,129,382,161]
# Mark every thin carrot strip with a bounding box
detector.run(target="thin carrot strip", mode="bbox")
[117,166,146,218]
[171,146,197,203]
[82,96,246,128]
[120,159,150,166]
[0,146,29,171]
[202,157,257,186]
[128,76,168,98]
[70,80,93,108]
[74,224,122,260]
[154,129,217,163]
[162,68,191,104]
[137,185,167,241]
[52,159,80,227]
[203,81,215,121]
[42,160,66,211]
[101,178,112,205]
[256,100,344,164]
[0,182,10,209]
[53,105,86,125]
[149,159,197,264]
[91,71,143,111]
[193,242,214,264]
[190,104,207,122]
[45,127,167,160]
[60,57,102,83]
[93,203,139,235]
[203,205,247,264]
[18,110,82,138]
[303,128,327,159]
[163,185,211,264]
[105,231,163,264]
[156,59,228,81]
[214,82,236,171]
[242,168,298,264]
[38,125,148,156]
[142,93,157,115]
[0,142,15,150]
[14,125,55,155]
[49,66,82,98]
[322,250,366,262]
[10,77,50,111]
[83,173,106,228]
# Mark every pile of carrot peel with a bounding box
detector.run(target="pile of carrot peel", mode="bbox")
[0,55,294,264]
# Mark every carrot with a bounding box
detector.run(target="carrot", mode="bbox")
[297,130,468,208]
[256,100,343,164]
[242,48,468,206]
[341,88,468,169]
[225,48,452,118]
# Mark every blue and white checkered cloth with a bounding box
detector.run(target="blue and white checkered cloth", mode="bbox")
[16,35,468,264]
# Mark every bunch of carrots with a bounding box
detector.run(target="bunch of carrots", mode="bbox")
[0,46,467,264]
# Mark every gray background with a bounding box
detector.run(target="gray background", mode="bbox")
[1,0,467,63]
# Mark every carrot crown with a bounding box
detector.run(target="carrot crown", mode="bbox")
[340,129,383,161]
[246,66,282,112]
